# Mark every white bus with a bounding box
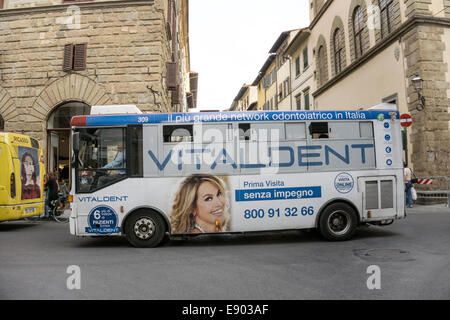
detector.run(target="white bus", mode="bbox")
[70,109,405,247]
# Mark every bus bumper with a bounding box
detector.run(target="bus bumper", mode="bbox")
[0,203,44,221]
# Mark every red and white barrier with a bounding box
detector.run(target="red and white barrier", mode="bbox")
[417,179,433,185]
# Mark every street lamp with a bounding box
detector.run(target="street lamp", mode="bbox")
[412,75,425,111]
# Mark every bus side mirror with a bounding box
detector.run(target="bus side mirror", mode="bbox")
[72,132,80,167]
[72,132,80,153]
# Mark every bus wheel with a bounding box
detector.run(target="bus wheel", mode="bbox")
[125,211,166,248]
[319,203,357,241]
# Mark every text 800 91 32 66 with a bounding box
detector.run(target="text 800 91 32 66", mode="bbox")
[244,206,314,219]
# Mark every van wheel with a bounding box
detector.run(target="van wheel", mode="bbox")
[319,203,358,241]
[125,211,166,248]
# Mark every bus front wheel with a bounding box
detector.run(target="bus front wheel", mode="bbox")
[318,203,358,241]
[125,210,166,248]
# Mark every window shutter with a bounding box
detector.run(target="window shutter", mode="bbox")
[63,44,74,71]
[0,0,4,9]
[166,62,177,90]
[73,43,87,71]
[171,85,180,105]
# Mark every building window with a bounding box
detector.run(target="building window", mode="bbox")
[295,94,301,110]
[353,6,365,59]
[303,47,309,69]
[295,56,301,77]
[284,78,290,98]
[333,28,344,75]
[0,0,3,9]
[379,0,394,38]
[63,43,87,71]
[318,45,327,86]
[304,90,310,110]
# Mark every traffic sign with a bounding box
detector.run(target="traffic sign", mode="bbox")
[400,114,412,127]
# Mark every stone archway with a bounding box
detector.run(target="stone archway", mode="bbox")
[29,73,113,175]
[0,86,19,132]
[30,73,112,122]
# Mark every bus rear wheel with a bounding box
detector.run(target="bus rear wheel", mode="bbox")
[125,210,166,248]
[319,203,358,241]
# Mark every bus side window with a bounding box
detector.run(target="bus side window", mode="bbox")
[309,122,329,139]
[238,123,251,141]
[128,125,143,177]
[163,125,193,143]
[285,122,306,140]
[359,122,374,138]
[251,123,285,141]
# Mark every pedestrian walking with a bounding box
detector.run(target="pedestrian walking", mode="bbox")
[404,162,413,208]
[44,172,59,219]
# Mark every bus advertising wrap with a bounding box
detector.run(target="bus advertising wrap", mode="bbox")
[70,110,405,246]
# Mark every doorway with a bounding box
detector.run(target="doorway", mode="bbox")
[47,101,91,183]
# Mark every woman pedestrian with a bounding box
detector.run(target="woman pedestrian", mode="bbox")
[44,172,59,219]
[404,162,413,208]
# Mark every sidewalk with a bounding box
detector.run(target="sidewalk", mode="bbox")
[406,203,450,214]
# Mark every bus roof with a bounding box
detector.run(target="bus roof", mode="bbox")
[71,110,399,127]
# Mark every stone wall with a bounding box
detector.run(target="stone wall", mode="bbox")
[0,0,180,144]
[403,23,450,186]
[403,0,432,17]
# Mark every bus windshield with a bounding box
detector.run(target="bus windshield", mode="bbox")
[76,127,126,192]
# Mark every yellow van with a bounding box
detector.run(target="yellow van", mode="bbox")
[0,132,45,221]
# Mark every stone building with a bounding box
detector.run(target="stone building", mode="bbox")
[0,0,195,174]
[309,0,450,181]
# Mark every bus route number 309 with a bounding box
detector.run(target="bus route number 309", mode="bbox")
[137,116,149,123]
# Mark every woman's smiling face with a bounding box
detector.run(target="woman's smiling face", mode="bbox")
[194,181,226,227]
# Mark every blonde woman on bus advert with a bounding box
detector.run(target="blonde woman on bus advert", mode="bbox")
[170,174,230,234]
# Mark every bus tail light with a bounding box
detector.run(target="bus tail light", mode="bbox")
[10,173,16,198]
[68,195,73,203]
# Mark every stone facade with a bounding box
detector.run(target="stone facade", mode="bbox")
[404,23,450,184]
[309,0,450,185]
[0,0,191,168]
